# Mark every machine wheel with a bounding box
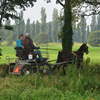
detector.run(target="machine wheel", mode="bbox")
[21,65,34,76]
[6,63,15,74]
[38,62,51,76]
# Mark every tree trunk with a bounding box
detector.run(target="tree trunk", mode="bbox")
[62,0,73,51]
[0,0,7,29]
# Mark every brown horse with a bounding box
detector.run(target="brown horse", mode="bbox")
[53,43,89,74]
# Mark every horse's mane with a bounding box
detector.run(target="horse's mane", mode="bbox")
[77,44,85,52]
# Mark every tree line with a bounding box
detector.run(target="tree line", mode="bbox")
[1,7,100,46]
[73,13,100,43]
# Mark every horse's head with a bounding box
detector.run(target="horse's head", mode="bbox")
[82,43,89,54]
[78,43,89,54]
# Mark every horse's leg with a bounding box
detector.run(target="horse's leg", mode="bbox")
[77,59,83,69]
[58,64,62,71]
[52,64,61,71]
[62,63,67,75]
[52,65,57,71]
[52,51,62,71]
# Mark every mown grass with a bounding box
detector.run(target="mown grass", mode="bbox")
[0,43,100,64]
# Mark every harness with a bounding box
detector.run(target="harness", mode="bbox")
[73,52,77,58]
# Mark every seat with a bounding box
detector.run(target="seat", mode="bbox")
[14,47,37,60]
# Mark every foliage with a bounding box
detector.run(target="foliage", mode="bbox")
[35,20,40,36]
[26,18,31,34]
[91,15,97,32]
[0,0,36,60]
[97,13,100,30]
[31,21,35,39]
[6,33,14,46]
[1,59,100,99]
[52,8,59,43]
[62,0,73,51]
[40,7,47,33]
[45,0,100,51]
[47,22,52,42]
[0,64,8,77]
[34,32,49,45]
[0,34,2,58]
[0,48,2,59]
[88,30,100,47]
[80,16,86,43]
[1,41,8,46]
[0,0,36,29]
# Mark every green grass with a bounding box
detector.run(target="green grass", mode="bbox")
[0,43,100,64]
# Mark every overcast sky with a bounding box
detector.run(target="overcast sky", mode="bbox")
[20,0,63,23]
[16,0,91,25]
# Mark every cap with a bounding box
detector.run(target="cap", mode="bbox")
[25,33,30,36]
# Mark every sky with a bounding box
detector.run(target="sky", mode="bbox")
[19,0,63,23]
[15,0,91,25]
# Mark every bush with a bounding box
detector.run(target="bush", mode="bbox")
[12,41,16,46]
[1,60,100,99]
[88,30,100,47]
[1,41,8,46]
[34,32,49,45]
[0,64,8,77]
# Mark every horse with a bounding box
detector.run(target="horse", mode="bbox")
[53,43,89,74]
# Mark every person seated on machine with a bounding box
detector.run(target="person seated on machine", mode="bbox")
[22,33,44,62]
[15,34,25,58]
[16,34,24,49]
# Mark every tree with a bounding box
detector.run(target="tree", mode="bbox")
[73,22,77,42]
[18,11,25,37]
[88,30,100,47]
[26,18,31,33]
[0,0,36,29]
[0,33,2,58]
[3,19,11,40]
[40,7,47,33]
[80,16,86,43]
[52,8,59,43]
[58,10,64,42]
[77,23,81,43]
[34,32,49,45]
[6,32,14,46]
[31,21,35,39]
[35,20,40,37]
[86,26,90,42]
[97,13,100,30]
[45,0,100,51]
[91,15,97,32]
[12,11,25,40]
[47,22,52,42]
[13,12,19,40]
[0,0,36,59]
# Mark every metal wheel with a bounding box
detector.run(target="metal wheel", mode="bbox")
[21,65,34,76]
[38,62,51,76]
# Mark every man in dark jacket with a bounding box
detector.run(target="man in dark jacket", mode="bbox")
[22,33,44,62]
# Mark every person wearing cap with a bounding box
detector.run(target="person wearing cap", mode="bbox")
[22,33,44,62]
[16,34,24,48]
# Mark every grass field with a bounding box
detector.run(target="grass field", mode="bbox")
[0,43,100,64]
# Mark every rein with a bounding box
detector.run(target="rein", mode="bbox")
[40,48,62,51]
[41,48,86,53]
